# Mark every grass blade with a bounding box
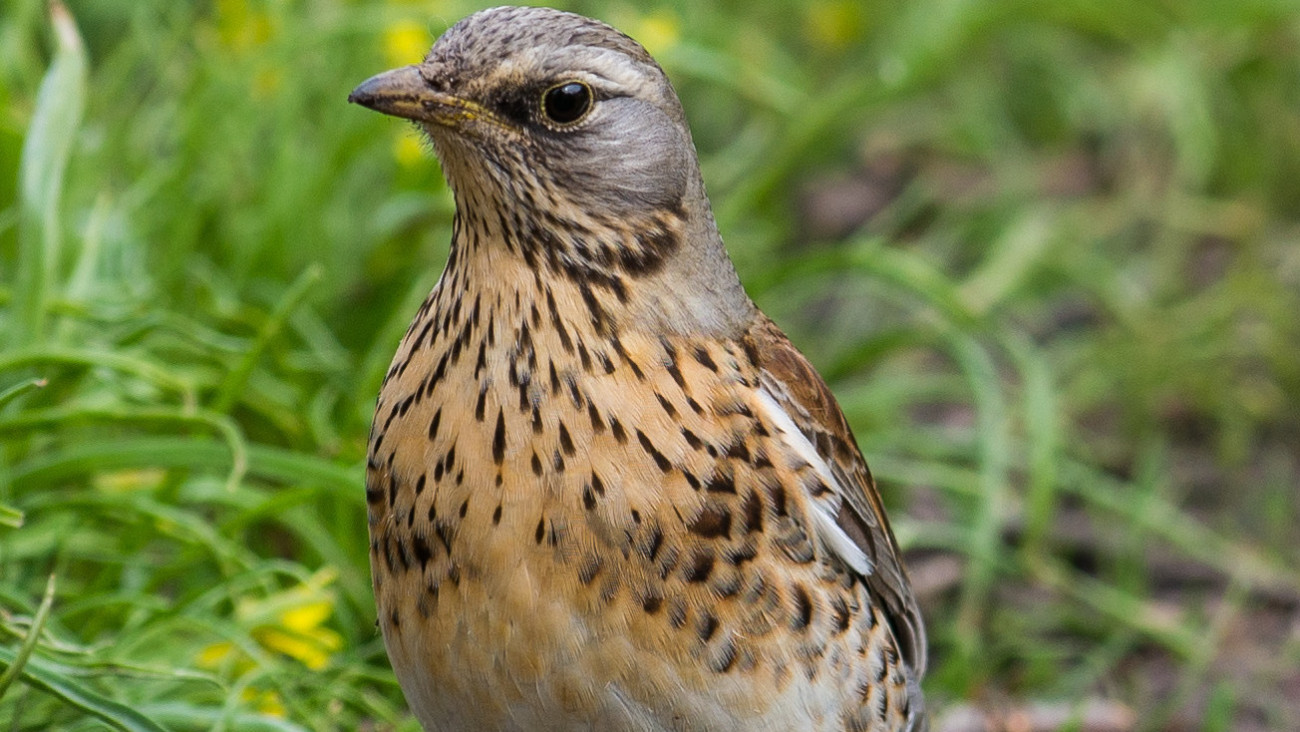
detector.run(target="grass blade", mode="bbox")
[11,1,87,346]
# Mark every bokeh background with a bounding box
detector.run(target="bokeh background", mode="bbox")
[3,0,1299,729]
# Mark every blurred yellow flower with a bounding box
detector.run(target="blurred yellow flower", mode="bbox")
[196,568,343,674]
[385,18,430,67]
[196,640,236,669]
[804,0,867,51]
[242,687,286,717]
[393,129,428,169]
[92,468,165,493]
[630,11,680,57]
[253,67,282,98]
[254,623,337,671]
[215,0,274,53]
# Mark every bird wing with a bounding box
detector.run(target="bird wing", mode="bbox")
[743,316,927,675]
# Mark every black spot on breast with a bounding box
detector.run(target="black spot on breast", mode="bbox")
[790,584,813,631]
[830,595,850,634]
[412,532,433,568]
[548,360,561,395]
[723,542,757,566]
[696,611,719,642]
[692,346,717,372]
[681,427,704,451]
[636,525,664,562]
[711,639,738,674]
[558,422,575,456]
[687,505,731,539]
[428,407,442,439]
[726,440,750,461]
[492,408,506,464]
[609,336,644,379]
[474,341,487,378]
[434,521,453,555]
[641,593,663,614]
[684,549,715,583]
[769,483,787,516]
[655,393,677,418]
[742,490,764,533]
[705,472,736,494]
[711,572,742,598]
[636,429,672,472]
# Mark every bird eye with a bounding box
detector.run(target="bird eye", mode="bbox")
[541,81,593,125]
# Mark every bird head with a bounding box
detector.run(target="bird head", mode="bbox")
[350,6,753,337]
[350,7,697,223]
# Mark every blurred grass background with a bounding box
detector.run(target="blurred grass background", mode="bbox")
[2,0,1299,729]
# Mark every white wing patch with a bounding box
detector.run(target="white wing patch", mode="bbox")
[753,389,874,577]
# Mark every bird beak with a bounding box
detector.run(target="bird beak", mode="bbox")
[348,65,492,128]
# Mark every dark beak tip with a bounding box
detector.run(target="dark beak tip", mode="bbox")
[348,66,425,113]
[347,77,381,108]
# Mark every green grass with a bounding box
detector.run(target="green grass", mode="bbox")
[3,0,1299,729]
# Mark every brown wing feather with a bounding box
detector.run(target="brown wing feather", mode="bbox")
[743,315,927,674]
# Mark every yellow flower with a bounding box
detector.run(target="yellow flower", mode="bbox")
[242,687,286,717]
[253,67,282,98]
[92,468,165,493]
[804,0,867,51]
[253,624,338,671]
[195,568,343,673]
[393,129,427,169]
[215,0,274,53]
[385,18,430,67]
[630,11,681,57]
[195,640,237,669]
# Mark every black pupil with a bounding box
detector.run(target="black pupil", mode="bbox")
[544,83,591,123]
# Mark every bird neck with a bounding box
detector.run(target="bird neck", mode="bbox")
[443,190,755,342]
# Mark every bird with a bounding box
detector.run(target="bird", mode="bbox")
[350,7,927,731]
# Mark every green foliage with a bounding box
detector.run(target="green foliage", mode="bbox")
[2,0,1298,729]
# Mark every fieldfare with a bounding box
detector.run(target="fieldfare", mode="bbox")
[351,7,927,731]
